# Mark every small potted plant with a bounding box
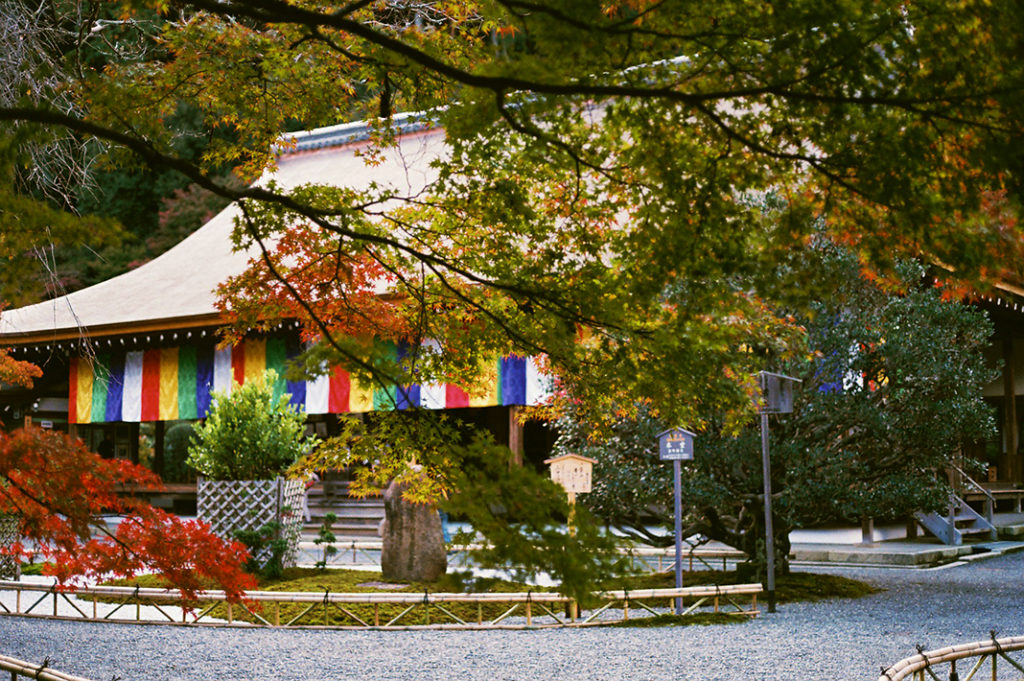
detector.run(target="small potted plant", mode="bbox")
[187,369,317,570]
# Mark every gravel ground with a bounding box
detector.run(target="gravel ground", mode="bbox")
[1,552,1021,681]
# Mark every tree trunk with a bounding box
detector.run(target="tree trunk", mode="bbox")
[735,503,790,581]
[381,479,447,582]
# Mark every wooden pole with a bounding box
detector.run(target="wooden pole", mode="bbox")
[153,420,165,478]
[1002,337,1017,482]
[761,410,777,613]
[673,458,683,614]
[567,491,576,536]
[508,406,524,467]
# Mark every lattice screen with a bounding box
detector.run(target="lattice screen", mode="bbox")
[197,479,305,567]
[0,514,21,581]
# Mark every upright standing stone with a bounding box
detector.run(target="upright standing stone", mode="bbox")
[381,479,447,582]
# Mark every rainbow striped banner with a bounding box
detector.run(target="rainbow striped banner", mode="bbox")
[68,338,550,424]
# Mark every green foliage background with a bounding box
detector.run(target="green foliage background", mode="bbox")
[554,249,997,572]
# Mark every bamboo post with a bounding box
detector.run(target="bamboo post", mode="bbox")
[525,600,531,626]
[15,587,19,613]
[477,602,482,625]
[274,603,280,627]
[52,592,56,617]
[374,604,379,627]
[92,595,97,620]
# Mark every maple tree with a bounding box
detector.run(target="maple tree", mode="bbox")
[1,1,1020,429]
[0,426,256,600]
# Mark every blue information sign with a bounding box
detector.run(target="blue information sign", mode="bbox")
[658,427,695,461]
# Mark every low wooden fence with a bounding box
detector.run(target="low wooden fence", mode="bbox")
[0,579,761,629]
[0,654,94,681]
[879,634,1024,681]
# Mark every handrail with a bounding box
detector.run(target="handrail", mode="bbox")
[948,463,996,506]
[299,540,745,572]
[299,540,744,559]
[0,654,95,681]
[879,634,1024,681]
[299,540,741,557]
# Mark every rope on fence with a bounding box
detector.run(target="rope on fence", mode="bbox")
[0,654,95,681]
[879,635,1024,681]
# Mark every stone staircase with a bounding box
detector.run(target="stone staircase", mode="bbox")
[303,474,385,539]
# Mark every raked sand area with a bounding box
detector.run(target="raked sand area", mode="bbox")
[1,551,1021,681]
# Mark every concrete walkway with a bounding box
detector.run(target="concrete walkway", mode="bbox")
[788,512,1024,567]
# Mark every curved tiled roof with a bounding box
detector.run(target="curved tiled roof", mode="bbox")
[0,119,445,344]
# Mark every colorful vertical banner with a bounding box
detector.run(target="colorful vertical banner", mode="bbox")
[68,338,551,423]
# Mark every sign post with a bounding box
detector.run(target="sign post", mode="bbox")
[757,371,801,614]
[657,427,695,615]
[544,453,597,536]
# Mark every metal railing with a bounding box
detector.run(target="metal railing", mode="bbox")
[0,654,95,681]
[879,634,1024,681]
[296,540,746,572]
[0,579,761,629]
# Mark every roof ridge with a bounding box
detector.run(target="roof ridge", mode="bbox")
[276,111,439,153]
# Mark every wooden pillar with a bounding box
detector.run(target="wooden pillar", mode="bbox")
[508,406,524,467]
[153,420,165,476]
[129,422,140,464]
[1002,337,1018,483]
[860,517,874,544]
[905,517,918,539]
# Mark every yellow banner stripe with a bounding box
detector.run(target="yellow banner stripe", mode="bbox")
[159,347,179,421]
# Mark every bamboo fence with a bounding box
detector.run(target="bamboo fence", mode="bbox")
[0,654,95,681]
[879,634,1024,681]
[0,579,761,629]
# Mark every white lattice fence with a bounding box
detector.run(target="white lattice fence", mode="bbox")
[197,478,305,567]
[0,514,20,581]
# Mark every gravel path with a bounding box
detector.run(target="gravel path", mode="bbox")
[1,552,1021,681]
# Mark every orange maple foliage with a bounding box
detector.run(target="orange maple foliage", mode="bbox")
[0,427,256,601]
[218,223,414,345]
[0,349,43,388]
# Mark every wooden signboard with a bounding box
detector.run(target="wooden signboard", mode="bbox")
[543,453,597,496]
